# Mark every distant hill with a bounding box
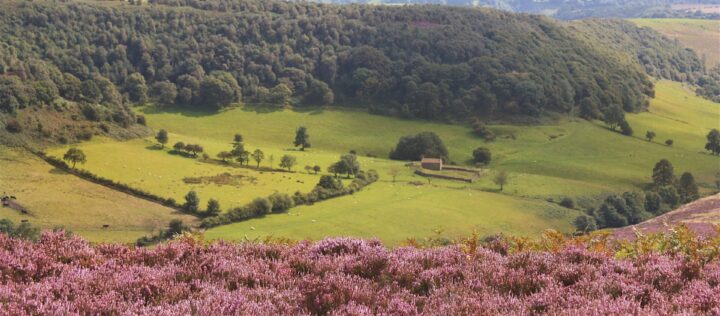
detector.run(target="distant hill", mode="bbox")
[316,0,720,19]
[0,0,713,145]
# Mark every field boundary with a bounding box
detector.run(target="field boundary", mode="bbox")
[31,150,196,216]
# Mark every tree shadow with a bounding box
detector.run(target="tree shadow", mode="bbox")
[239,104,286,114]
[145,144,163,151]
[49,168,67,175]
[137,106,219,118]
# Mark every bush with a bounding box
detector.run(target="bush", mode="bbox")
[620,120,633,136]
[268,193,294,213]
[559,197,575,209]
[472,147,492,164]
[390,132,448,161]
[250,197,272,216]
[82,105,101,121]
[573,214,597,233]
[5,120,22,133]
[472,120,496,141]
[318,175,343,190]
[665,139,674,146]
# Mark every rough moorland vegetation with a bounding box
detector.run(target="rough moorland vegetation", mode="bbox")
[1,227,719,314]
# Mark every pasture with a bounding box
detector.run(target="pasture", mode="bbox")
[0,147,197,243]
[39,80,719,243]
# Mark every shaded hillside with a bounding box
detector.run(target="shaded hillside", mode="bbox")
[0,0,655,124]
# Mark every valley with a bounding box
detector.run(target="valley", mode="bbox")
[26,80,717,244]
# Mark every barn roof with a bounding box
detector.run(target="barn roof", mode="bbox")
[421,158,443,164]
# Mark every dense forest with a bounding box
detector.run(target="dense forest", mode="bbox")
[320,0,720,19]
[0,0,715,145]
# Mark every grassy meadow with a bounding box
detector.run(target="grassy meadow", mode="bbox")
[39,80,719,244]
[630,19,720,67]
[0,147,198,243]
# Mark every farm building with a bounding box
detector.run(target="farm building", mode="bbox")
[421,158,443,170]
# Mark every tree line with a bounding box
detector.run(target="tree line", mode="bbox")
[2,0,702,130]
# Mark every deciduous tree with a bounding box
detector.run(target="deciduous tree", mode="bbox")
[63,148,86,169]
[155,129,168,148]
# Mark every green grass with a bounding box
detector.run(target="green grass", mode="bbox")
[630,18,720,68]
[204,182,577,245]
[0,147,198,243]
[40,80,719,244]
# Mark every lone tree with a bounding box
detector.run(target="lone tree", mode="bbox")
[645,131,656,142]
[63,148,87,168]
[313,165,321,175]
[294,126,311,151]
[706,129,720,155]
[494,171,508,191]
[183,191,200,214]
[472,147,492,164]
[280,154,297,171]
[665,139,674,147]
[155,129,168,148]
[206,199,221,217]
[251,149,264,168]
[652,159,675,186]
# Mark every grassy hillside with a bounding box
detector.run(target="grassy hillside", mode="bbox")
[0,147,197,243]
[40,80,715,244]
[630,19,720,68]
[204,182,577,245]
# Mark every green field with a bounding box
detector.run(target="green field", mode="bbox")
[631,19,720,68]
[204,182,576,245]
[41,80,719,244]
[0,147,198,243]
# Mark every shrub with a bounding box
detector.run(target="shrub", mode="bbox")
[318,175,343,190]
[82,105,101,121]
[136,115,146,126]
[620,120,633,136]
[5,119,22,133]
[250,197,272,216]
[665,139,674,146]
[472,147,492,164]
[573,214,597,233]
[268,193,294,213]
[559,197,575,209]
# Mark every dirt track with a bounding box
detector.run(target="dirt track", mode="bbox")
[613,192,720,240]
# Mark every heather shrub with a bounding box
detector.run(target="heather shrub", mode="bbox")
[1,227,720,314]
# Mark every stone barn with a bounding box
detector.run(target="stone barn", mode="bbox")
[421,158,443,170]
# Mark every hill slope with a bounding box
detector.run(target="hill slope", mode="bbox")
[631,19,720,68]
[0,0,658,129]
[0,147,198,242]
